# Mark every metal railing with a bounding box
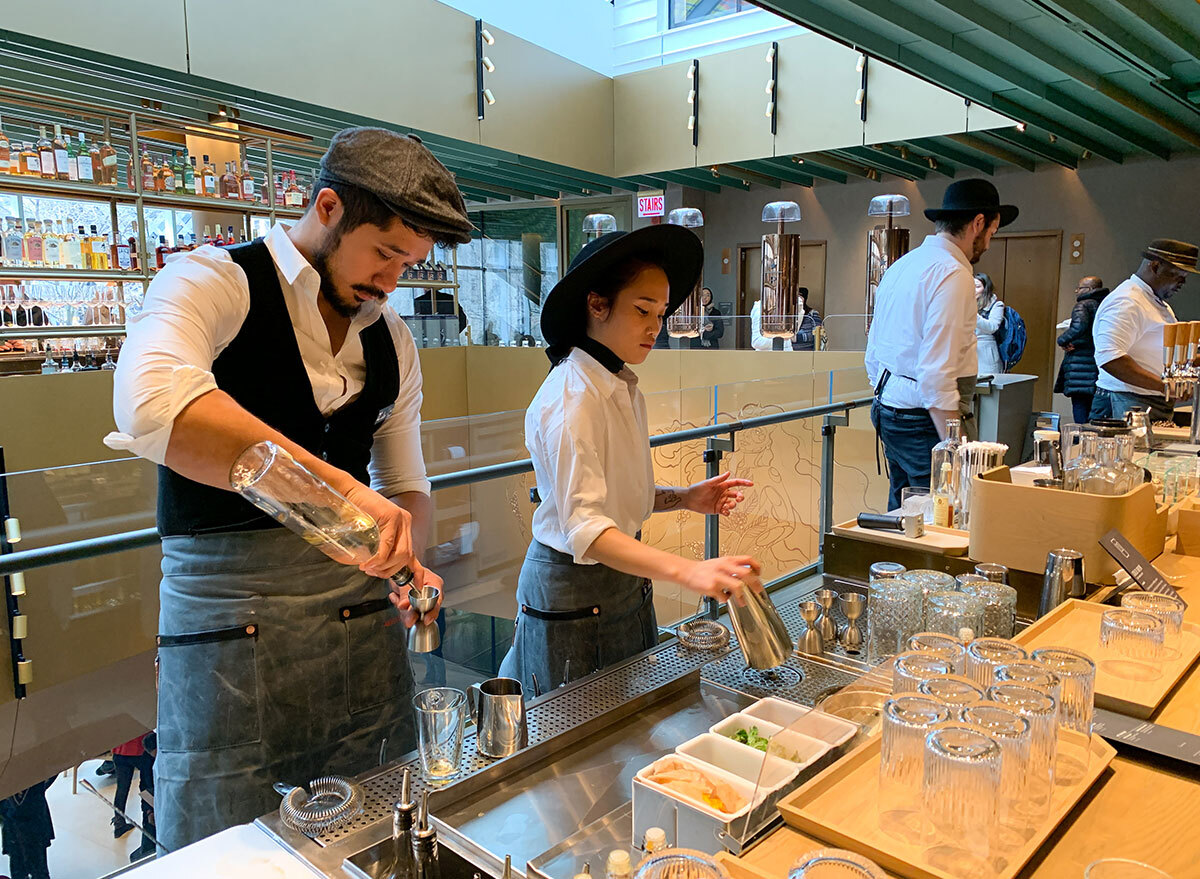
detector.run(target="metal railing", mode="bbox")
[0,396,873,580]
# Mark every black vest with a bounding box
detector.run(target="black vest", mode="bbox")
[157,239,400,536]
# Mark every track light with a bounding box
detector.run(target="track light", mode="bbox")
[1016,122,1027,133]
[482,56,494,73]
[1049,133,1057,143]
[766,45,775,63]
[765,101,775,118]
[1081,149,1091,159]
[765,79,775,95]
[481,27,495,45]
[687,61,696,80]
[217,104,227,117]
[856,53,866,73]
[855,88,865,105]
[687,115,695,131]
[687,89,696,104]
[483,88,496,105]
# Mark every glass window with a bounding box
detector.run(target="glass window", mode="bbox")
[19,194,114,238]
[669,0,750,28]
[564,199,632,266]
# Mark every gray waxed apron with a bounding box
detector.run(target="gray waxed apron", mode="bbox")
[956,374,978,440]
[498,539,657,693]
[154,529,415,853]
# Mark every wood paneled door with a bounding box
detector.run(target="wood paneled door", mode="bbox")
[973,231,1063,410]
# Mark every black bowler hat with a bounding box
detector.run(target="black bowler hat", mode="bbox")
[923,178,1019,228]
[540,226,703,348]
[1144,239,1199,274]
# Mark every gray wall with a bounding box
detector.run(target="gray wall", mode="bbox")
[695,154,1200,335]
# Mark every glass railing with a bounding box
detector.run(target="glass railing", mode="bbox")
[0,365,879,877]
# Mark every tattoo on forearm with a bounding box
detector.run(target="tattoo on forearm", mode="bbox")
[656,488,684,510]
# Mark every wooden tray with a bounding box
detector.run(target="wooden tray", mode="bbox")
[777,731,1115,879]
[1013,598,1200,719]
[831,520,969,556]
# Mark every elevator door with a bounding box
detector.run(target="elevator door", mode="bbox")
[972,231,1063,410]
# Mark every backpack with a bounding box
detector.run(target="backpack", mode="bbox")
[995,304,1026,371]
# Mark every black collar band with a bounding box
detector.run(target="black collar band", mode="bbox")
[576,336,625,375]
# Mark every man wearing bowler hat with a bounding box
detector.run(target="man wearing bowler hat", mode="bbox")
[865,178,1018,511]
[1091,239,1199,421]
[106,128,474,851]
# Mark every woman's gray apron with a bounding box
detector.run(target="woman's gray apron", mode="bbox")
[154,529,415,852]
[498,539,657,693]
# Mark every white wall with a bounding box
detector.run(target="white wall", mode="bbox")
[435,0,616,74]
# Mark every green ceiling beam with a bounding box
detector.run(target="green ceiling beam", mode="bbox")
[513,156,635,192]
[718,164,782,187]
[668,167,753,191]
[880,144,956,178]
[731,159,816,187]
[1106,0,1200,63]
[985,94,1131,161]
[460,187,510,202]
[445,157,591,196]
[621,173,722,194]
[945,133,1038,172]
[449,173,544,200]
[925,0,1200,150]
[981,130,1078,169]
[768,156,845,184]
[649,171,726,194]
[1030,0,1174,79]
[836,147,928,180]
[753,0,1146,161]
[799,153,874,179]
[903,138,995,174]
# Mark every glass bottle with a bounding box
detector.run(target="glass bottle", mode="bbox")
[42,219,61,266]
[1079,438,1122,496]
[62,221,81,269]
[140,151,155,193]
[182,154,195,194]
[40,350,58,374]
[98,136,117,186]
[1114,435,1142,495]
[77,132,95,184]
[240,160,255,203]
[155,234,171,269]
[202,225,213,246]
[220,161,239,199]
[127,220,141,271]
[51,124,70,181]
[110,229,132,271]
[0,113,9,175]
[930,418,963,528]
[273,173,284,207]
[66,131,80,181]
[77,224,92,269]
[20,141,40,177]
[201,155,217,197]
[161,155,177,192]
[36,126,56,179]
[89,225,110,269]
[23,220,44,266]
[2,218,22,266]
[1062,431,1099,492]
[284,170,303,207]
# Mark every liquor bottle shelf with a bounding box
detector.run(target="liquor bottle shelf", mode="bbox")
[0,267,145,282]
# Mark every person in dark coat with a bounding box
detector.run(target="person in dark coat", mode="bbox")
[793,287,824,351]
[689,287,725,349]
[1054,276,1108,424]
[0,775,56,879]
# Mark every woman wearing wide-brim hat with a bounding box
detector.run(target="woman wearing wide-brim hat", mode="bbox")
[497,226,763,692]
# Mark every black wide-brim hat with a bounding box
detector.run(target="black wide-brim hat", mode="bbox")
[923,178,1019,228]
[540,226,703,348]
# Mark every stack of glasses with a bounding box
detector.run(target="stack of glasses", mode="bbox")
[878,635,1097,875]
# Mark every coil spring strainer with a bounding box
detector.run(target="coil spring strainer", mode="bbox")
[273,776,364,836]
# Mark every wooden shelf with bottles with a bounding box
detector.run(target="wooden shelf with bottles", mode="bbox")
[0,267,142,282]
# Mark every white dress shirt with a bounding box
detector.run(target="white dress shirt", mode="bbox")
[526,347,655,564]
[865,235,978,410]
[104,223,430,497]
[1093,274,1175,395]
[750,300,793,351]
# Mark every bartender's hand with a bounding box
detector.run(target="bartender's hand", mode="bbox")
[341,483,417,581]
[681,556,763,606]
[686,472,753,516]
[389,567,443,628]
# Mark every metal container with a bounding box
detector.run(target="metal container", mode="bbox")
[865,195,911,334]
[727,588,794,669]
[1040,548,1085,616]
[468,677,528,759]
[666,207,704,339]
[760,232,802,338]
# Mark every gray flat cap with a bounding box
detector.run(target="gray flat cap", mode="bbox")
[319,127,474,245]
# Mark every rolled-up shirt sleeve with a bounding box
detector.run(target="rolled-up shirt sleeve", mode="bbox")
[369,313,431,497]
[1093,297,1142,369]
[916,268,974,411]
[103,252,248,464]
[542,385,619,565]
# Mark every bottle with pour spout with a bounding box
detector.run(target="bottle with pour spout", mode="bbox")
[930,418,962,527]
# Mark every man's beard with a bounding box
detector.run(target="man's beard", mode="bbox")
[968,228,990,264]
[311,234,386,318]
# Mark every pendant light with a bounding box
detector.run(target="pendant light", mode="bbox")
[760,200,803,339]
[865,194,911,333]
[666,207,705,339]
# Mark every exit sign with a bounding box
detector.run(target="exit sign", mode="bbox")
[637,192,665,218]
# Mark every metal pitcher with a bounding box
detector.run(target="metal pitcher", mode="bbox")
[727,587,794,669]
[468,677,527,759]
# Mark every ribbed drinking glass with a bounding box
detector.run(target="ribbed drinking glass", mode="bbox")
[925,591,985,641]
[1120,592,1186,659]
[879,695,950,840]
[900,569,957,626]
[1100,609,1165,667]
[959,581,1019,639]
[907,632,966,674]
[892,651,952,694]
[789,849,888,879]
[1029,646,1095,735]
[986,682,1058,815]
[994,660,1063,708]
[922,725,1002,873]
[960,702,1033,848]
[964,638,1028,688]
[916,674,985,718]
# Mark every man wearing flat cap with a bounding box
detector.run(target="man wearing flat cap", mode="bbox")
[105,128,474,851]
[1091,239,1199,421]
[866,178,1018,511]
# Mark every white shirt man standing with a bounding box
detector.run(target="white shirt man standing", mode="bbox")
[865,179,1018,510]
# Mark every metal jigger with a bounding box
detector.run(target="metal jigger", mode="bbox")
[838,592,866,654]
[814,589,838,643]
[796,601,824,656]
[408,585,442,653]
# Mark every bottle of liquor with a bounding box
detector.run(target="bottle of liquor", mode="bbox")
[226,225,236,246]
[140,151,155,193]
[77,133,95,184]
[220,161,239,199]
[2,218,20,266]
[24,220,44,266]
[62,221,81,269]
[98,137,117,186]
[110,229,132,271]
[213,226,225,246]
[56,221,71,267]
[160,156,176,193]
[188,232,197,249]
[52,125,70,181]
[37,126,56,179]
[300,174,310,208]
[0,114,9,175]
[202,155,217,197]
[19,141,40,177]
[183,154,195,194]
[190,156,202,195]
[43,219,61,266]
[89,225,110,269]
[100,348,117,370]
[930,418,963,528]
[173,153,186,193]
[273,173,284,207]
[284,171,303,208]
[155,234,171,269]
[239,160,255,203]
[66,131,80,181]
[77,224,92,269]
[127,220,140,271]
[40,350,58,374]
